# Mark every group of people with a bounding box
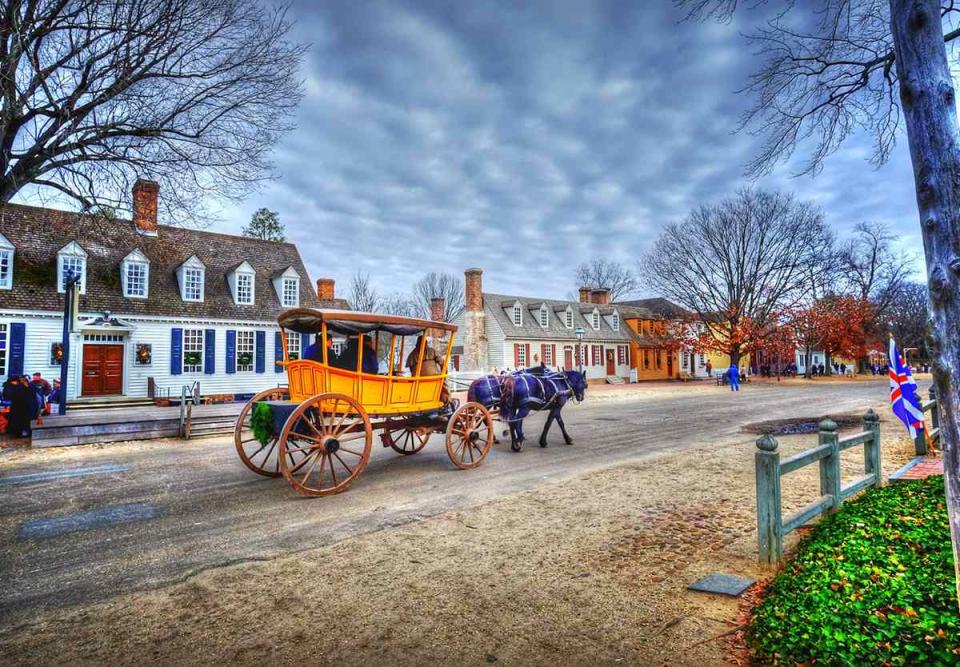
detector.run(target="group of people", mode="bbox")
[1,372,59,438]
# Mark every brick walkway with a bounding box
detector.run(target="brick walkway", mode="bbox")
[890,456,944,483]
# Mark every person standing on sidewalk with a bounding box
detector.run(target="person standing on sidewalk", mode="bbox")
[728,364,740,392]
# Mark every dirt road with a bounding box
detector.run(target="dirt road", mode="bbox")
[0,380,889,629]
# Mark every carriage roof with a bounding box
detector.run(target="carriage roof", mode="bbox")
[277,308,457,337]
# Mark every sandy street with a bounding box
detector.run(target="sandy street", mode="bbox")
[0,378,916,665]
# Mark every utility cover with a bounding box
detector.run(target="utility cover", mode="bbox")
[688,573,756,597]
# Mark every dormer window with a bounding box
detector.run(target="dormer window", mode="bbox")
[177,255,205,302]
[228,261,255,305]
[512,302,523,326]
[611,311,620,331]
[272,266,300,307]
[121,249,150,299]
[539,304,549,328]
[57,241,87,293]
[564,307,573,329]
[0,233,12,290]
[591,308,600,330]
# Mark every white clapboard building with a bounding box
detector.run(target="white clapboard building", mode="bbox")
[0,180,346,403]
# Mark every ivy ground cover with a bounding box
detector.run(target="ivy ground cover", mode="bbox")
[749,476,959,665]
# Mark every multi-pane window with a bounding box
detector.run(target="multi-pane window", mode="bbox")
[539,306,548,328]
[282,277,299,307]
[643,349,650,369]
[124,261,148,298]
[60,255,85,292]
[0,323,7,376]
[617,345,626,365]
[236,330,255,371]
[236,273,253,305]
[512,304,522,326]
[591,310,600,330]
[286,331,301,360]
[612,313,620,331]
[542,344,553,366]
[516,343,527,367]
[592,345,602,366]
[0,249,12,289]
[183,268,203,301]
[656,350,663,369]
[699,354,706,365]
[565,309,573,328]
[183,329,204,373]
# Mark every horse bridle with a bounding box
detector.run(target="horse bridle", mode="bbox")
[556,371,582,404]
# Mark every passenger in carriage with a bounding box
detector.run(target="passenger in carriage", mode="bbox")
[304,334,324,362]
[361,335,379,375]
[406,334,449,403]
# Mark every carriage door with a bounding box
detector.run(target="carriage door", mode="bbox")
[564,346,574,370]
[605,348,615,375]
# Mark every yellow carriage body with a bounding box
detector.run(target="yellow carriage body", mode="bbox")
[277,308,457,416]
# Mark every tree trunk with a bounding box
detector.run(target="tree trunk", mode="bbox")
[890,0,960,609]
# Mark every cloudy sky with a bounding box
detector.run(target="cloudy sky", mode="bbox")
[207,1,922,299]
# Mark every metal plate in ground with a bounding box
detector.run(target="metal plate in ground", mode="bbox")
[688,573,756,597]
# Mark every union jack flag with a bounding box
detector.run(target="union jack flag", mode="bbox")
[888,337,925,438]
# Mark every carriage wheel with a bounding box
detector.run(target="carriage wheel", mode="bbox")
[278,393,372,497]
[235,387,290,477]
[445,402,494,470]
[385,426,432,455]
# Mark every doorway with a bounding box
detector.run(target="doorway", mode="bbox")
[605,348,615,375]
[564,346,574,370]
[82,344,124,396]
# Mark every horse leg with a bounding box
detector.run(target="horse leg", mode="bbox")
[556,411,574,445]
[539,409,556,448]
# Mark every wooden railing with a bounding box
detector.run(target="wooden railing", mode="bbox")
[755,410,882,564]
[914,386,941,455]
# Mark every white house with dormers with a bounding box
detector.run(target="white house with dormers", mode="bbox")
[0,180,345,402]
[452,269,638,381]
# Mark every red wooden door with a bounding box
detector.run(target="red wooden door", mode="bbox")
[82,345,124,396]
[564,347,573,370]
[605,348,615,375]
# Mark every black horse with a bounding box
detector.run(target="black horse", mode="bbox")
[499,369,587,451]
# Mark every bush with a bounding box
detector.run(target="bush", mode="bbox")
[749,476,959,665]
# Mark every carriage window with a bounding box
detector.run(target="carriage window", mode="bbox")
[236,330,255,371]
[183,329,203,373]
[512,303,522,326]
[539,306,548,328]
[286,331,300,360]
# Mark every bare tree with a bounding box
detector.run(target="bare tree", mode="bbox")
[574,259,638,301]
[411,272,464,322]
[644,189,829,366]
[838,222,914,318]
[884,281,931,357]
[348,271,380,313]
[0,0,305,222]
[682,0,960,604]
[380,292,420,318]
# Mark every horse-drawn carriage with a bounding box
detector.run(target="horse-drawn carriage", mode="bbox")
[234,308,494,497]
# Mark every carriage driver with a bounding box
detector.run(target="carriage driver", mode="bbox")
[406,335,449,404]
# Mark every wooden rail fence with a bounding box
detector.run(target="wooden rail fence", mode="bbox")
[755,410,882,565]
[913,387,942,455]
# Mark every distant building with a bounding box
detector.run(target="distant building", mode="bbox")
[0,180,346,402]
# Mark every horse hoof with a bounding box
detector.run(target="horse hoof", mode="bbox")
[539,440,548,448]
[565,439,574,445]
[511,441,523,452]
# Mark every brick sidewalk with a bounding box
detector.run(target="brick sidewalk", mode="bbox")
[890,456,944,483]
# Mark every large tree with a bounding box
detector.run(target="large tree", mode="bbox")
[242,208,285,242]
[681,0,960,606]
[574,259,638,301]
[884,281,931,356]
[645,189,829,367]
[0,0,305,221]
[838,222,913,322]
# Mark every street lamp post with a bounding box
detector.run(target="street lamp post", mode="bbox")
[58,269,80,416]
[574,326,584,375]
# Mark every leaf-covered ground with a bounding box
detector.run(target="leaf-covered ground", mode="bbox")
[750,476,959,665]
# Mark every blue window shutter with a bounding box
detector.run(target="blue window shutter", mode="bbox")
[225,330,236,374]
[301,333,310,358]
[9,322,25,375]
[255,331,266,373]
[274,331,284,373]
[170,328,183,375]
[204,329,215,375]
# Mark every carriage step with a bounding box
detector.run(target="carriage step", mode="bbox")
[605,376,625,384]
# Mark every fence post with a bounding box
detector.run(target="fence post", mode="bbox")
[755,434,783,565]
[819,419,841,512]
[863,409,882,487]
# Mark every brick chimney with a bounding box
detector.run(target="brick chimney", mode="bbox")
[579,287,591,303]
[317,278,336,301]
[132,179,159,236]
[465,268,483,312]
[590,288,611,305]
[462,268,488,372]
[430,296,445,321]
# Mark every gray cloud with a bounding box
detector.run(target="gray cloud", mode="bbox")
[205,0,926,299]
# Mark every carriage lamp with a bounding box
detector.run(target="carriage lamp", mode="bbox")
[574,326,585,374]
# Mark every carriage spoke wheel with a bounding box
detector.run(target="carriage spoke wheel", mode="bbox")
[278,393,372,497]
[235,387,291,477]
[386,427,432,455]
[445,402,493,470]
